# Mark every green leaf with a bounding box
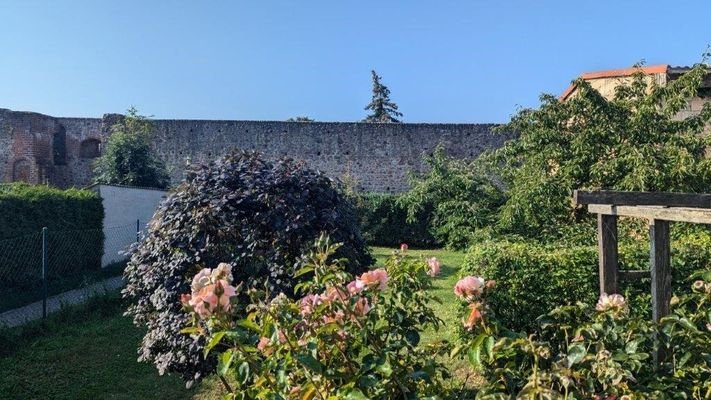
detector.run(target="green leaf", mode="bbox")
[217,350,234,376]
[450,344,465,358]
[295,354,323,374]
[376,358,393,378]
[678,318,700,332]
[180,326,201,335]
[237,361,250,384]
[294,266,315,278]
[204,331,226,357]
[404,330,420,346]
[484,335,495,361]
[344,388,369,400]
[567,344,586,367]
[467,333,488,368]
[234,319,260,333]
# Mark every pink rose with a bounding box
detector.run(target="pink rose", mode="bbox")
[357,268,389,291]
[595,293,627,313]
[214,280,236,310]
[299,294,324,317]
[187,279,237,319]
[454,276,485,300]
[191,268,212,292]
[324,286,349,302]
[427,257,441,277]
[400,243,409,252]
[257,336,270,351]
[211,263,233,282]
[347,280,363,294]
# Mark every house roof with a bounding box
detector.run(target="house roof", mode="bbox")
[560,64,669,101]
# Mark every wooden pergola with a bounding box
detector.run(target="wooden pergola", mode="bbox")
[574,190,711,360]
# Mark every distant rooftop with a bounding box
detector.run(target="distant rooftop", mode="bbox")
[560,64,708,101]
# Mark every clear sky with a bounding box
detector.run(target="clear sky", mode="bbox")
[0,1,709,123]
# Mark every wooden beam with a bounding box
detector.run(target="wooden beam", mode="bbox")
[587,204,711,224]
[598,214,619,295]
[650,219,671,364]
[619,270,650,280]
[574,190,711,208]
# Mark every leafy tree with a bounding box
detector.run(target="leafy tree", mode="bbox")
[286,116,314,122]
[93,107,169,189]
[486,62,711,238]
[399,146,505,249]
[363,70,403,123]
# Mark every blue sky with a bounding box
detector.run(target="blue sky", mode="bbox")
[0,1,709,123]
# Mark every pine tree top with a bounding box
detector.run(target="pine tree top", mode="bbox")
[363,70,403,123]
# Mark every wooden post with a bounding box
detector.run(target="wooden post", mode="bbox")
[598,214,619,295]
[650,219,671,364]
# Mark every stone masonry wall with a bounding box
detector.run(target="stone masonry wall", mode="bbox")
[0,108,514,192]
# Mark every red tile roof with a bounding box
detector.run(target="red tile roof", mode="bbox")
[560,64,669,101]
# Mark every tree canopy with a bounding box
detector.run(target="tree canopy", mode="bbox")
[487,62,711,237]
[93,107,170,189]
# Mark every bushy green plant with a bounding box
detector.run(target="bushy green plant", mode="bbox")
[485,62,711,238]
[463,229,711,331]
[355,193,439,248]
[93,107,170,189]
[0,183,103,286]
[462,240,599,331]
[181,235,450,399]
[123,150,373,385]
[456,270,711,398]
[400,146,505,250]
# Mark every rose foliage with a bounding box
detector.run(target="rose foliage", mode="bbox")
[456,269,711,399]
[182,235,450,399]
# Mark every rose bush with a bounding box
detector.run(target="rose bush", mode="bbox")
[456,270,711,399]
[181,235,451,399]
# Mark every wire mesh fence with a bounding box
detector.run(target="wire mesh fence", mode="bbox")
[0,222,140,327]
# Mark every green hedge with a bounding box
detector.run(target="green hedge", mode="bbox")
[0,183,104,288]
[355,193,439,248]
[463,229,711,331]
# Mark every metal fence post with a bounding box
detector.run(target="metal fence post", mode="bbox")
[136,219,140,242]
[42,227,48,319]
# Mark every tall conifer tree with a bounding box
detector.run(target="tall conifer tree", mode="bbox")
[363,70,403,123]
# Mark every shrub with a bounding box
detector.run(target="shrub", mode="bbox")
[456,270,711,398]
[93,107,170,189]
[356,193,439,248]
[0,183,103,287]
[463,240,599,331]
[399,146,505,250]
[181,235,450,399]
[123,150,373,385]
[463,229,711,331]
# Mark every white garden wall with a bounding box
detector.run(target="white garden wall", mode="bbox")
[90,184,168,267]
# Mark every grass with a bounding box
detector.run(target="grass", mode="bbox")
[0,247,469,399]
[371,246,466,343]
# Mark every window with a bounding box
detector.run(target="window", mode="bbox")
[53,127,67,165]
[79,139,101,159]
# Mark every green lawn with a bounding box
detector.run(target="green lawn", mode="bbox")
[0,247,468,399]
[371,246,466,343]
